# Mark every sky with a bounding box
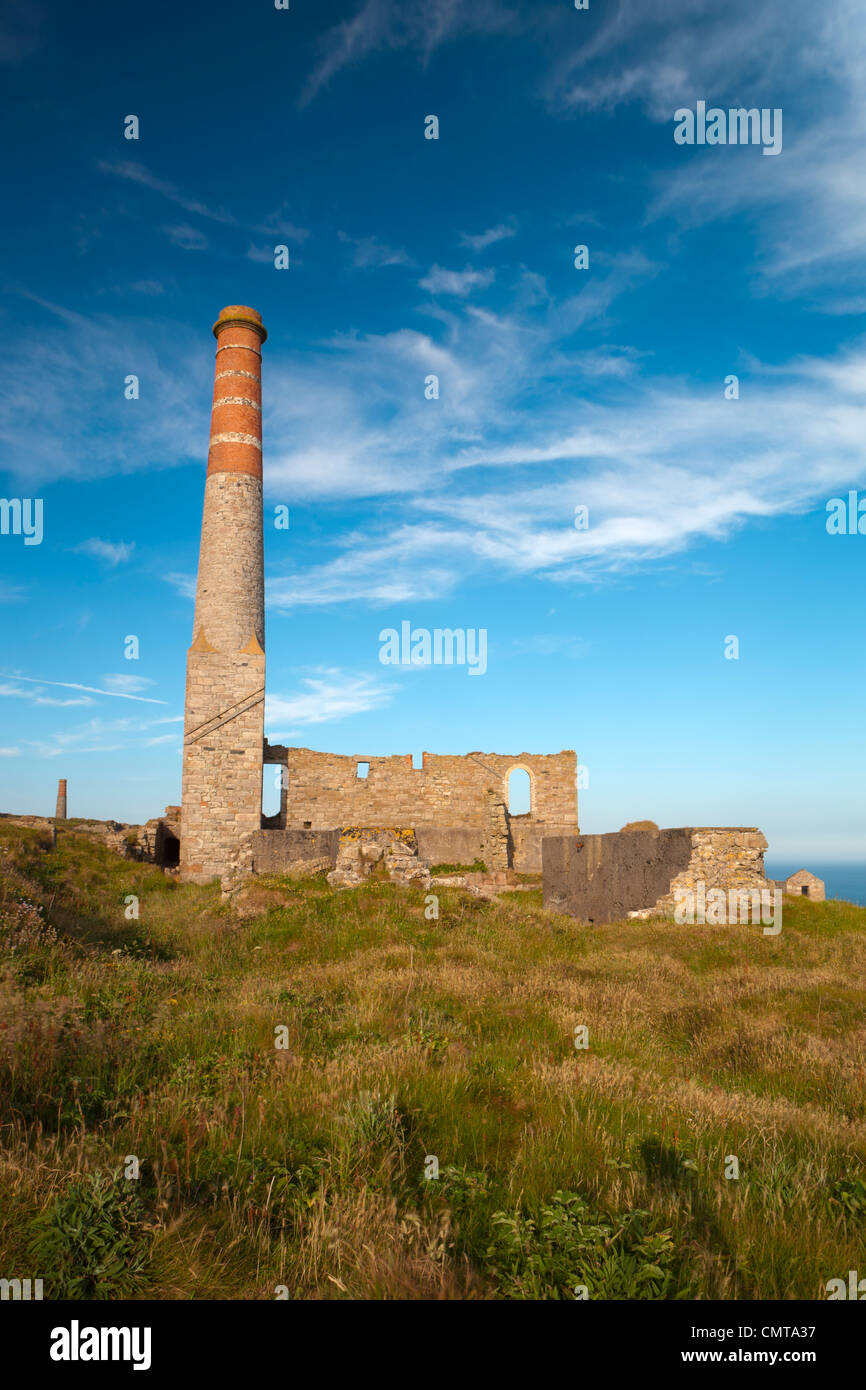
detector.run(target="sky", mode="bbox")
[0,0,864,861]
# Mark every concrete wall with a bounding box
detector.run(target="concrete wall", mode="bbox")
[251,823,548,875]
[414,825,486,867]
[250,828,340,875]
[543,827,769,923]
[508,818,552,874]
[543,829,693,922]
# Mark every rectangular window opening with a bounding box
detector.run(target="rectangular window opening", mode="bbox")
[261,763,281,819]
[356,761,370,779]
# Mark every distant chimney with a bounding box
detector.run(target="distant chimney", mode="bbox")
[55,778,67,820]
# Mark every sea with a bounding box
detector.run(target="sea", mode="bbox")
[764,861,866,908]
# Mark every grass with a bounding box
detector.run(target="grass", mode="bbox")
[428,860,487,876]
[0,821,864,1300]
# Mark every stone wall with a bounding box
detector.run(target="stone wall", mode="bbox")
[192,474,265,654]
[656,829,769,915]
[266,745,578,871]
[180,644,265,884]
[271,747,576,826]
[543,826,769,923]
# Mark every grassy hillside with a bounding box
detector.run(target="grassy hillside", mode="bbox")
[1,821,864,1300]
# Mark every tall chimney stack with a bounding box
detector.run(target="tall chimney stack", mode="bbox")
[55,778,67,819]
[179,306,268,884]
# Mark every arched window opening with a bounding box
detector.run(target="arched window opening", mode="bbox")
[507,767,531,815]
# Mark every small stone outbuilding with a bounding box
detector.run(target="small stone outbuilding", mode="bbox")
[780,869,825,901]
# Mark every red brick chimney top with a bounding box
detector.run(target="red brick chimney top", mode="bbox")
[212,305,267,342]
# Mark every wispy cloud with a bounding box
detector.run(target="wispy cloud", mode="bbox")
[165,573,196,600]
[258,249,658,516]
[129,279,165,296]
[300,0,523,105]
[98,161,309,244]
[97,160,238,225]
[338,231,413,269]
[246,243,276,264]
[0,293,207,483]
[266,669,392,727]
[19,709,181,759]
[73,539,135,566]
[261,319,866,606]
[458,223,517,252]
[295,0,866,300]
[419,265,495,297]
[253,204,310,242]
[101,674,155,695]
[0,680,92,708]
[162,223,208,252]
[268,525,461,610]
[542,0,866,298]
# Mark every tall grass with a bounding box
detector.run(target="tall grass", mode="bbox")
[1,823,864,1299]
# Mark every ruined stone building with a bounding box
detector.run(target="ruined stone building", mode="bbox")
[174,304,778,918]
[179,306,579,884]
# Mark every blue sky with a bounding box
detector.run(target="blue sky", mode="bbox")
[0,0,864,860]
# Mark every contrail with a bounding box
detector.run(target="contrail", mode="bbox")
[1,673,167,704]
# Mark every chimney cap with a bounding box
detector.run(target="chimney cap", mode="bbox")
[212,305,267,343]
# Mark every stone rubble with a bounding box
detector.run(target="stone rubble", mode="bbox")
[326,828,432,891]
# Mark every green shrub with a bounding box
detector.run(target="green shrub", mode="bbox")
[28,1172,154,1299]
[828,1177,866,1220]
[483,1191,683,1300]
